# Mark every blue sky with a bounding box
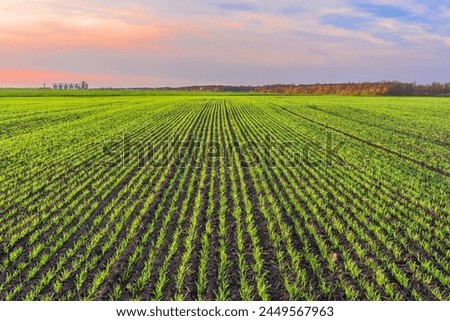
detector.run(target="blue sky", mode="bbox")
[0,0,449,87]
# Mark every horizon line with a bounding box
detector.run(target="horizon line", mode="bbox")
[1,80,450,90]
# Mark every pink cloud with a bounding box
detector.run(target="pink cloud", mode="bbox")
[0,21,170,52]
[0,1,252,53]
[0,1,183,52]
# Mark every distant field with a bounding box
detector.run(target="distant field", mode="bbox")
[0,91,448,300]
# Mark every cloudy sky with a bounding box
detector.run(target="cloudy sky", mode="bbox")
[0,0,449,87]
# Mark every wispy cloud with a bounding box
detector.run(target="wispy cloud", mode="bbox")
[0,1,173,50]
[279,6,303,15]
[218,3,257,12]
[321,15,369,30]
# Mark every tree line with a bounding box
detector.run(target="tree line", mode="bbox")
[162,82,450,96]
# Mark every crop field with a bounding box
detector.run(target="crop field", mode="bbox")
[0,91,449,301]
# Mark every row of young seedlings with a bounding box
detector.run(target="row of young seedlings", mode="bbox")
[0,101,192,255]
[0,97,189,227]
[55,101,206,301]
[0,100,165,245]
[270,101,449,212]
[244,98,449,299]
[260,99,442,296]
[0,120,155,299]
[145,100,263,300]
[268,100,450,298]
[0,99,126,205]
[212,101,232,300]
[231,101,359,298]
[227,100,291,300]
[232,99,403,299]
[1,102,204,299]
[154,100,237,300]
[274,98,450,173]
[1,102,188,258]
[0,99,176,232]
[227,100,322,300]
[273,101,450,228]
[0,97,127,139]
[89,99,209,299]
[181,101,221,300]
[196,100,278,300]
[266,101,449,269]
[1,103,189,298]
[193,100,272,300]
[116,100,215,300]
[150,101,216,300]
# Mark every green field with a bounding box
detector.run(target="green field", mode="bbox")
[0,91,449,300]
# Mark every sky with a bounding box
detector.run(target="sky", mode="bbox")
[0,0,449,87]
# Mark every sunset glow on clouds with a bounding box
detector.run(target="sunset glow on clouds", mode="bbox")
[0,0,449,87]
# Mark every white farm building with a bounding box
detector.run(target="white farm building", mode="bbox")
[52,81,88,90]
